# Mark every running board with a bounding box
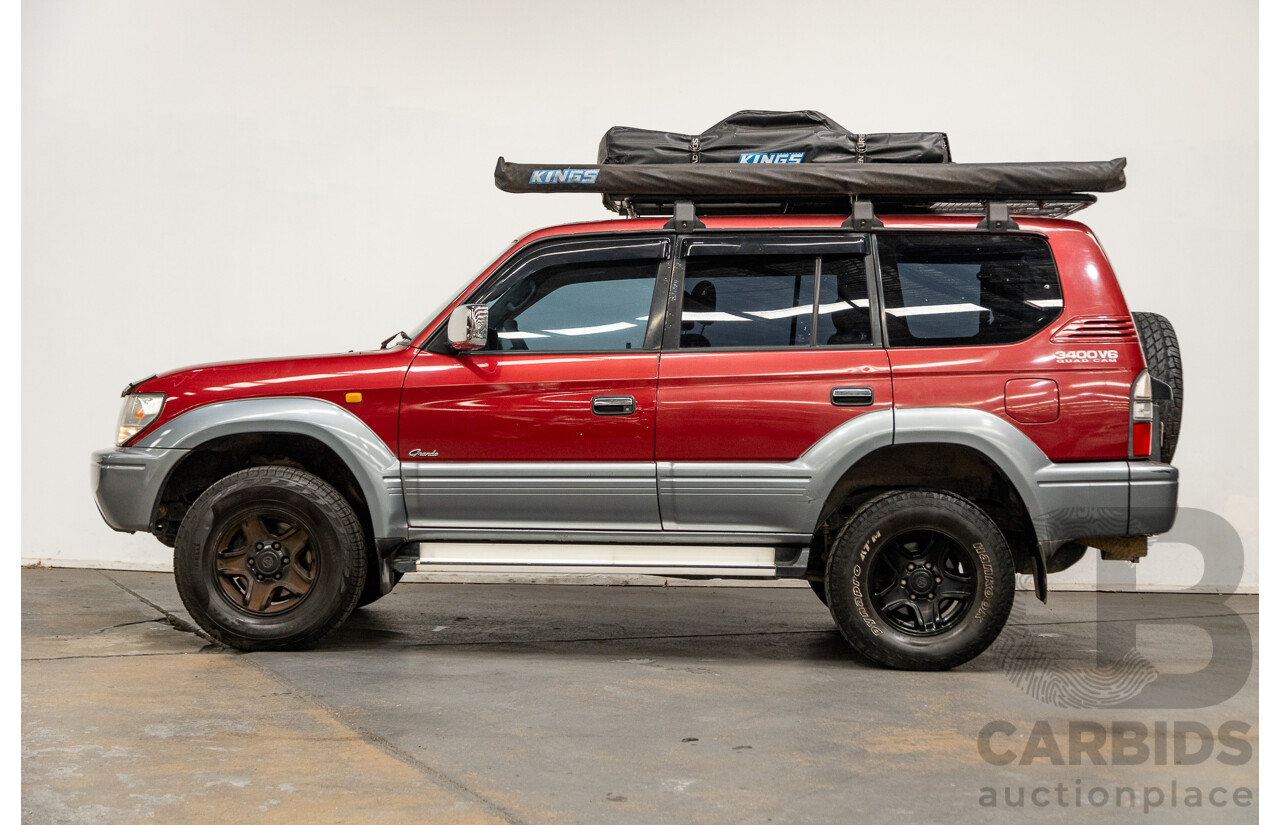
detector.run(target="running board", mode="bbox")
[393,543,808,579]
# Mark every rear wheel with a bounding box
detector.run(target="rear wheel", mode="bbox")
[174,466,367,651]
[824,490,1015,670]
[1132,311,1183,463]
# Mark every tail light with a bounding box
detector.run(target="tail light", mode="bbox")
[1130,370,1155,459]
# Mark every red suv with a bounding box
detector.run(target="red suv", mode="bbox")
[92,137,1181,670]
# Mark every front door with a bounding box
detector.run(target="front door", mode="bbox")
[400,235,671,530]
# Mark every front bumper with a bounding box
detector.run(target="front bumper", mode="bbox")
[91,447,189,533]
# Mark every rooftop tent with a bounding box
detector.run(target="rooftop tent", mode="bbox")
[493,157,1126,217]
[495,111,1125,218]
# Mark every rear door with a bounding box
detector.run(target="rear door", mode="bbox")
[654,233,893,533]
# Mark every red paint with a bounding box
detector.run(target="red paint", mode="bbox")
[128,213,1145,465]
[1004,379,1060,424]
[656,350,892,462]
[399,352,658,462]
[132,347,417,451]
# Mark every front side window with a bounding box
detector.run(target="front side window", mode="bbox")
[479,259,660,352]
[877,234,1062,347]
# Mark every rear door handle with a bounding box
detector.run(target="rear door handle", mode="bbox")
[592,395,637,416]
[831,387,875,407]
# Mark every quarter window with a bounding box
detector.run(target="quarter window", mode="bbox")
[877,234,1062,347]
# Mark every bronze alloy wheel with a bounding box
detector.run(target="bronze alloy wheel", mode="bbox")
[174,466,366,651]
[212,507,321,616]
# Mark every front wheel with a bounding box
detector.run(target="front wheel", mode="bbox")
[824,490,1015,671]
[174,466,367,651]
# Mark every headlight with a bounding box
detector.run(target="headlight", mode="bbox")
[116,394,165,446]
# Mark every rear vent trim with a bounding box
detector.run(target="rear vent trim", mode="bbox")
[1050,315,1138,344]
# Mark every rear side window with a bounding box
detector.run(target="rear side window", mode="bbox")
[877,234,1062,347]
[678,254,872,349]
[680,256,816,348]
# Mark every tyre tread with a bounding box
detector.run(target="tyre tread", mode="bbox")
[173,465,367,651]
[824,489,1016,671]
[1132,310,1183,463]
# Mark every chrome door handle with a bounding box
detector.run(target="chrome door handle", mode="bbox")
[591,395,637,416]
[831,387,875,407]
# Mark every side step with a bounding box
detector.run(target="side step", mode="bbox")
[392,543,808,579]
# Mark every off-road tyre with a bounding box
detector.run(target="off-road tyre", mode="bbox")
[1132,311,1182,463]
[174,466,367,651]
[808,579,828,606]
[825,489,1015,671]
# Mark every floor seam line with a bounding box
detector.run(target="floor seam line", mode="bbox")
[22,651,209,662]
[237,655,530,825]
[1007,611,1259,628]
[99,571,223,647]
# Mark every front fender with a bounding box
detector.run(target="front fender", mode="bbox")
[136,397,407,540]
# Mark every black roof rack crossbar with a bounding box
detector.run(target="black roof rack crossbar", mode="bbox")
[602,195,1098,219]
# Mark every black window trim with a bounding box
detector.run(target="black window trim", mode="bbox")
[870,230,1064,349]
[664,231,881,352]
[426,233,674,356]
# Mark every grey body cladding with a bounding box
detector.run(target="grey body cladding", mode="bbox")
[118,397,407,540]
[96,397,1177,580]
[402,462,661,530]
[403,407,1178,563]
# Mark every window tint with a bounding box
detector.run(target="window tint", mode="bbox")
[481,259,659,352]
[877,234,1062,347]
[816,256,872,346]
[680,256,817,348]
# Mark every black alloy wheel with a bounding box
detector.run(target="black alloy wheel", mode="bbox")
[824,489,1016,671]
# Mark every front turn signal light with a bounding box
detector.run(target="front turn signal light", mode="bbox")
[116,393,165,446]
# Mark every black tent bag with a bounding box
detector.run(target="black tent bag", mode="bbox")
[598,110,951,166]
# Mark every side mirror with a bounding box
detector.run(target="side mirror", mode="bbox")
[447,304,489,351]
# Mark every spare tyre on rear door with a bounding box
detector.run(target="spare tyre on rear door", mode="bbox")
[1132,311,1182,463]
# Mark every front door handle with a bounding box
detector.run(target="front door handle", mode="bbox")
[592,395,637,416]
[831,386,875,407]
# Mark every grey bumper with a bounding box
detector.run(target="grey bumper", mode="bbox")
[1128,461,1180,535]
[1032,459,1179,547]
[91,447,189,533]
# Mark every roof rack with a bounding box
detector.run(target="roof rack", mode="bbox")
[493,157,1124,223]
[599,194,1098,219]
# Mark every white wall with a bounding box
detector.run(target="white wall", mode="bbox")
[23,0,1258,590]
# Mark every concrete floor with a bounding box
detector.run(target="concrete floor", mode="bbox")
[22,569,1257,824]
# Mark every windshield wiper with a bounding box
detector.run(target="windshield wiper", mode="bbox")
[380,330,411,350]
